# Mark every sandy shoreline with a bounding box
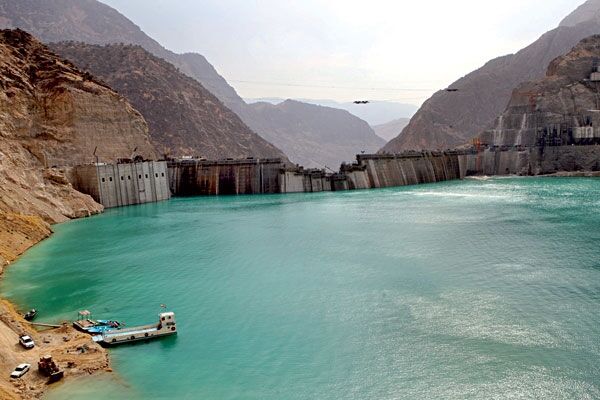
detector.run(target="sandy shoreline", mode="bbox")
[0,226,111,400]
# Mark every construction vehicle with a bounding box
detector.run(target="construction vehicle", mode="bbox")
[38,355,64,383]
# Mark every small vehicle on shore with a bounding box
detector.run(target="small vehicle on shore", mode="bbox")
[23,309,37,321]
[10,363,30,379]
[19,335,35,349]
[38,355,64,383]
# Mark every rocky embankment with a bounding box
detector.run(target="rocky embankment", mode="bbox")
[0,29,161,398]
[0,300,109,400]
[0,28,158,265]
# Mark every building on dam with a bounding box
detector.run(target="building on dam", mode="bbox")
[71,160,171,208]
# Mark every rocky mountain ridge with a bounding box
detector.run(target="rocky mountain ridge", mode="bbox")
[0,0,242,108]
[246,98,417,126]
[479,35,600,148]
[0,0,381,167]
[51,41,287,160]
[382,0,600,153]
[560,0,600,27]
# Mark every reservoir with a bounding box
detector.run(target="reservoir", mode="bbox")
[2,177,600,399]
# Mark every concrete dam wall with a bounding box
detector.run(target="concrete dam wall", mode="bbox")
[167,152,468,196]
[169,147,600,197]
[71,161,170,208]
[71,146,600,208]
[354,152,465,189]
[168,159,283,196]
[168,158,336,196]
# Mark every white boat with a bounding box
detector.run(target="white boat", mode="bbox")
[92,311,177,346]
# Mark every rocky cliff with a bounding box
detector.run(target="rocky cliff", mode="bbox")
[479,35,600,147]
[50,42,287,160]
[0,29,157,264]
[240,100,385,168]
[382,0,600,153]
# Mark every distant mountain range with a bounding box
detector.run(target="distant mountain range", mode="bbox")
[0,0,387,167]
[246,98,417,126]
[371,119,410,142]
[51,42,287,161]
[240,100,385,168]
[382,0,600,153]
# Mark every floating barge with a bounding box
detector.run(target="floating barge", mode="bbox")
[92,312,177,346]
[73,310,122,334]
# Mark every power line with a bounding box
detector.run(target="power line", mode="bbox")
[225,79,437,92]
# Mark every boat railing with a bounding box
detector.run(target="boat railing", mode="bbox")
[101,323,159,337]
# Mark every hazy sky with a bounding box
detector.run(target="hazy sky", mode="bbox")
[102,0,584,105]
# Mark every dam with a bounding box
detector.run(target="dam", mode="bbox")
[166,151,470,197]
[70,145,600,207]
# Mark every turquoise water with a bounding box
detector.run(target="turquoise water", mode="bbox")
[2,177,600,399]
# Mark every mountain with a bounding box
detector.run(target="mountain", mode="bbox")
[0,0,246,112]
[51,42,287,160]
[0,29,157,263]
[560,0,600,27]
[479,35,600,147]
[372,118,410,142]
[240,100,386,168]
[381,0,600,153]
[246,98,417,126]
[0,0,382,167]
